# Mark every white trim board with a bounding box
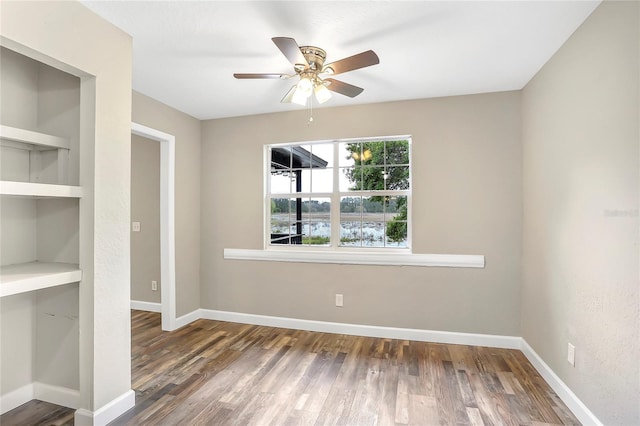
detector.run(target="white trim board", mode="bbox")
[0,383,34,415]
[196,308,520,349]
[170,307,602,425]
[34,383,80,411]
[131,123,177,332]
[520,340,603,426]
[0,382,80,415]
[74,389,135,426]
[224,248,485,268]
[130,300,161,313]
[174,309,202,330]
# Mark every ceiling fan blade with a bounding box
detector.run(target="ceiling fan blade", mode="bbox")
[272,37,308,68]
[324,78,364,98]
[234,73,289,79]
[323,50,379,75]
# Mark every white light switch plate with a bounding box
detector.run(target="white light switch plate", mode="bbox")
[567,342,575,366]
[132,222,141,232]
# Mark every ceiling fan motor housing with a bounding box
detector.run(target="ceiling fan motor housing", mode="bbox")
[299,46,327,72]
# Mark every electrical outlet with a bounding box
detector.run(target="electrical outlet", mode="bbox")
[567,342,575,366]
[132,221,141,232]
[152,280,158,291]
[335,294,344,307]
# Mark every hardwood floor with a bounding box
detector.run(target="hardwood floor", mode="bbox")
[0,400,74,426]
[1,310,580,425]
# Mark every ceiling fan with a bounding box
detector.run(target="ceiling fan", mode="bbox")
[234,37,379,106]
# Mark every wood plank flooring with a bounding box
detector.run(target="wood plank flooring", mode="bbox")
[1,310,580,425]
[0,400,74,426]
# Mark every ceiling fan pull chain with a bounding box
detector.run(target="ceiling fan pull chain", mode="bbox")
[308,97,314,125]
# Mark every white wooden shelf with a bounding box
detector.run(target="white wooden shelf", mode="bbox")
[0,262,82,298]
[0,125,69,150]
[0,181,82,198]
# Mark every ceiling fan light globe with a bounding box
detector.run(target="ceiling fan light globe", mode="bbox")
[314,84,332,104]
[291,88,308,106]
[296,77,313,96]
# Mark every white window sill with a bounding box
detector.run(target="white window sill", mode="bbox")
[223,248,485,268]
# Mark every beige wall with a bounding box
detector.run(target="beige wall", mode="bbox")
[522,1,639,424]
[201,92,522,335]
[132,91,201,317]
[131,135,161,304]
[1,0,133,414]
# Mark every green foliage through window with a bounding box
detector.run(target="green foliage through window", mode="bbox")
[342,140,409,243]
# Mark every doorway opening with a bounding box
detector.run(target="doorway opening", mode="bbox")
[131,123,176,331]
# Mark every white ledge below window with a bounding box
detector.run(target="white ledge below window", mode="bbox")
[223,248,485,268]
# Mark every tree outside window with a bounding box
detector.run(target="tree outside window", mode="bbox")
[342,140,409,245]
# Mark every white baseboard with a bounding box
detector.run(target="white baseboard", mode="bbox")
[0,383,34,415]
[520,340,602,425]
[130,300,161,312]
[74,389,135,426]
[0,382,79,415]
[34,382,80,409]
[197,308,521,349]
[173,308,202,330]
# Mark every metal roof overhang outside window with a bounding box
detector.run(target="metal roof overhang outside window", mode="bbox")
[270,146,328,245]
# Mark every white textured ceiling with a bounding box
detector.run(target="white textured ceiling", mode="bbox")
[81,1,600,120]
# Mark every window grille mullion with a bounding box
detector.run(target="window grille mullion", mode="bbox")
[331,142,340,248]
[267,137,411,250]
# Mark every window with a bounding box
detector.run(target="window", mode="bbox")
[266,136,411,250]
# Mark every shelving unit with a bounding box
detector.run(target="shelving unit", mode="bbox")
[0,125,69,149]
[0,125,72,186]
[0,125,81,198]
[0,181,82,198]
[0,262,82,298]
[1,45,83,413]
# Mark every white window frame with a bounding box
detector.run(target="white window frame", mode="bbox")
[264,135,412,252]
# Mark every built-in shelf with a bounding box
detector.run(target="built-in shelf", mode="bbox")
[0,181,82,198]
[0,125,69,150]
[1,44,84,415]
[0,261,82,298]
